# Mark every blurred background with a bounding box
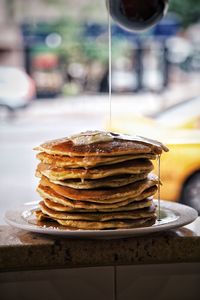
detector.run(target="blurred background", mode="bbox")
[0,0,200,222]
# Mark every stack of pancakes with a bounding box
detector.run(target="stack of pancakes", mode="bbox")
[34,131,168,230]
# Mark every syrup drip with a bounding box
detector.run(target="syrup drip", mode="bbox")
[157,154,161,221]
[108,5,112,129]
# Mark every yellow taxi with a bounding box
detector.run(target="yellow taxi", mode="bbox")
[109,97,200,213]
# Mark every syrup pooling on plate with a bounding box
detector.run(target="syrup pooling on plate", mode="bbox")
[22,208,77,230]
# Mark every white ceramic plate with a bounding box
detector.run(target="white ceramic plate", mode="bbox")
[4,200,198,238]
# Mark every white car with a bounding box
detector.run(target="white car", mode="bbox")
[0,67,35,111]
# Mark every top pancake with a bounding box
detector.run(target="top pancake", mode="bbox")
[34,131,168,157]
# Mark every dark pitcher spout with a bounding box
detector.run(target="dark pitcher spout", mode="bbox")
[106,0,169,31]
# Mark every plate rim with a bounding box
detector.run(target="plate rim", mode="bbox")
[4,200,198,238]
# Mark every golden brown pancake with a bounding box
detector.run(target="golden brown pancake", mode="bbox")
[40,201,156,221]
[36,159,154,181]
[43,197,153,212]
[40,174,158,203]
[34,131,168,157]
[37,184,157,210]
[50,172,149,189]
[36,152,156,168]
[35,210,156,230]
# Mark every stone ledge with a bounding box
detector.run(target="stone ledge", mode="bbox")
[1,221,200,272]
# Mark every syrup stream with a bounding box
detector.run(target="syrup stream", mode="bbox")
[108,6,112,129]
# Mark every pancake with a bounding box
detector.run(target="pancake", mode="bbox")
[34,131,168,230]
[40,174,158,203]
[35,210,156,230]
[40,201,156,221]
[43,197,153,212]
[37,184,157,210]
[36,159,154,181]
[50,172,149,189]
[36,152,157,169]
[34,131,168,157]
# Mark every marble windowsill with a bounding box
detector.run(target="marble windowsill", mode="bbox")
[0,217,200,272]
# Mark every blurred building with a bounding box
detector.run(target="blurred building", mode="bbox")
[0,0,103,24]
[0,0,23,67]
